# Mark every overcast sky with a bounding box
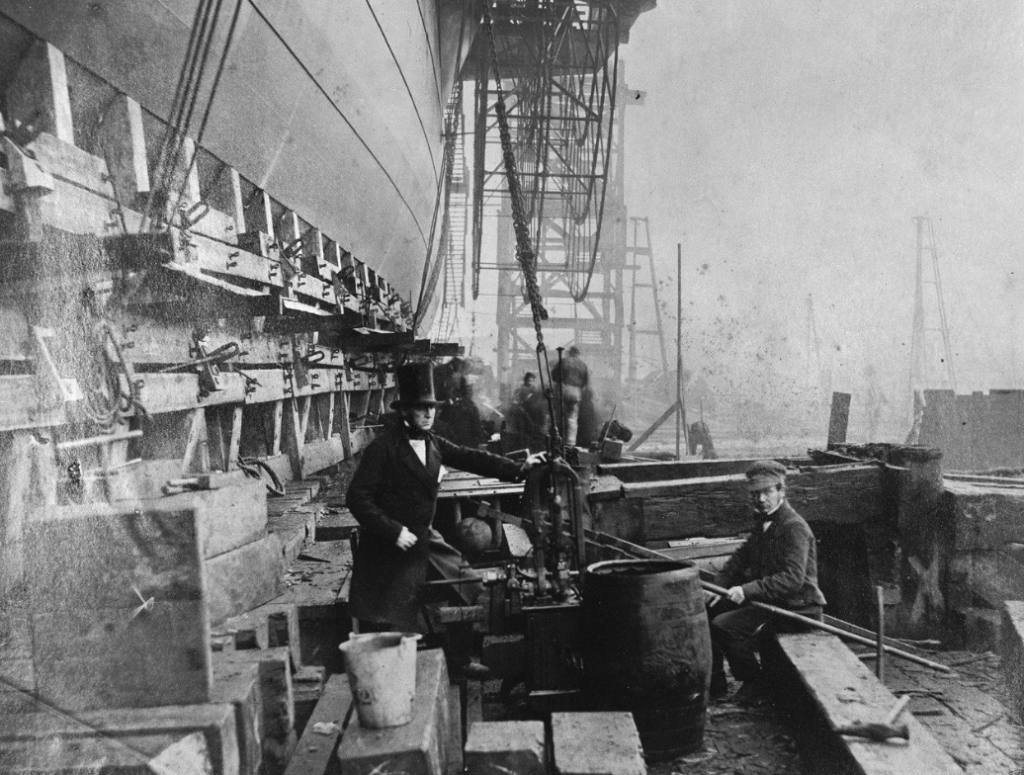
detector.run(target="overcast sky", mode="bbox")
[454,2,1023,440]
[621,1,1024,420]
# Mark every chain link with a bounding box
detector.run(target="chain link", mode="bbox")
[483,2,563,454]
[482,3,548,341]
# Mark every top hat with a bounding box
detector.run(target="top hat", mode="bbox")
[745,460,787,491]
[392,362,438,409]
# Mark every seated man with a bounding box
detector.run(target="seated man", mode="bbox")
[707,460,826,702]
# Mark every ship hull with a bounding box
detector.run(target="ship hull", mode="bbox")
[2,0,475,299]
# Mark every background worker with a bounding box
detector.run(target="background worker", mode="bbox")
[550,344,589,446]
[707,460,827,702]
[346,362,546,672]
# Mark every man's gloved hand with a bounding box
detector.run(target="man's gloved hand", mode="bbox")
[396,526,418,551]
[727,585,746,604]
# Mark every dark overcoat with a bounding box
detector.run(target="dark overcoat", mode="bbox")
[714,501,827,610]
[345,424,523,629]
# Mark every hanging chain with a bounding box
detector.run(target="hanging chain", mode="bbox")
[482,2,548,339]
[483,2,564,455]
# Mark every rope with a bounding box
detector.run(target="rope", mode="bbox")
[141,0,222,231]
[238,456,286,497]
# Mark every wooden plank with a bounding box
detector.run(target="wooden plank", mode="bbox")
[205,533,285,625]
[630,465,884,541]
[24,505,210,710]
[598,458,764,482]
[771,633,962,775]
[282,674,352,775]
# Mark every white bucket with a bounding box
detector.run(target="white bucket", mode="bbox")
[339,632,421,728]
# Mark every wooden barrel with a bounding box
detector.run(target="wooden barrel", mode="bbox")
[581,559,712,760]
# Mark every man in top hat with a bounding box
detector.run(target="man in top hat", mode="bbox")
[707,460,826,702]
[346,362,546,644]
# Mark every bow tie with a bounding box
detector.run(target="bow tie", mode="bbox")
[404,424,431,440]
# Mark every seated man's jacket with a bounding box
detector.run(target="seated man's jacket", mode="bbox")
[714,501,827,610]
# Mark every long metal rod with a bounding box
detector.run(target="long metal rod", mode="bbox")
[701,580,951,673]
[676,243,684,459]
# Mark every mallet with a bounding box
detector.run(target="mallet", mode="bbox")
[835,694,912,743]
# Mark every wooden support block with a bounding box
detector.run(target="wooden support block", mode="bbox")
[293,664,327,733]
[466,721,546,775]
[214,647,295,774]
[216,602,302,670]
[768,633,962,775]
[0,731,213,774]
[101,95,150,205]
[6,40,74,144]
[283,673,352,775]
[25,506,210,711]
[337,650,456,775]
[551,713,645,775]
[0,703,240,775]
[212,658,264,775]
[205,533,285,625]
[133,475,266,560]
[1001,600,1024,720]
[947,480,1024,550]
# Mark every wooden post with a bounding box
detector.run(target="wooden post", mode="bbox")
[102,95,151,206]
[226,405,243,471]
[229,168,246,235]
[876,585,885,681]
[327,392,337,440]
[675,244,689,459]
[339,392,353,460]
[6,41,75,144]
[271,400,284,457]
[827,392,852,446]
[182,408,211,474]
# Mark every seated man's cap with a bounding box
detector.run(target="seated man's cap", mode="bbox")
[746,460,787,491]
